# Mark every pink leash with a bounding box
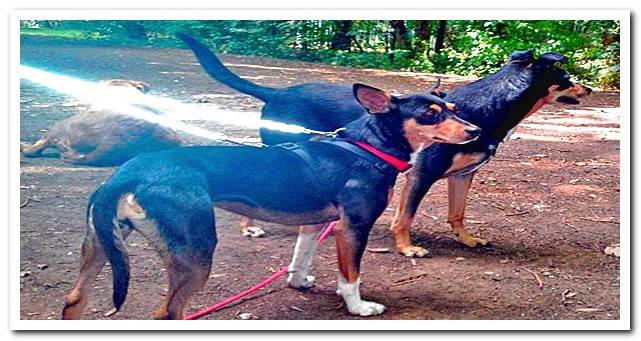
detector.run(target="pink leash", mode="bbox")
[184,220,337,320]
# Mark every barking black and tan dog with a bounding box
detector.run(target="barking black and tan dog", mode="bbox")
[389,51,591,256]
[61,83,480,319]
[21,79,183,167]
[178,35,591,256]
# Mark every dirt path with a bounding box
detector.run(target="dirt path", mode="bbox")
[19,37,620,320]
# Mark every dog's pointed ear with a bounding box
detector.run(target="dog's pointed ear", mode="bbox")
[353,83,397,114]
[510,50,534,63]
[535,52,567,68]
[426,78,443,97]
[133,81,150,94]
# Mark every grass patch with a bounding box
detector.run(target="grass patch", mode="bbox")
[21,28,105,40]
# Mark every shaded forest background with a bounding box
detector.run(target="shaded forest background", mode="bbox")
[20,20,620,88]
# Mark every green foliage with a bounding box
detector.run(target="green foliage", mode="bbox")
[20,19,620,88]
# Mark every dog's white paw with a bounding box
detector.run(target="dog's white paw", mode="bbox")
[287,274,316,289]
[241,226,266,238]
[346,300,386,316]
[337,276,386,316]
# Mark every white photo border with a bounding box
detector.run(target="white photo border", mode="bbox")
[9,9,630,331]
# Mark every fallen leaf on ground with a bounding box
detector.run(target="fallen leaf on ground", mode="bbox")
[604,244,620,257]
[576,308,602,313]
[367,247,391,253]
[237,312,258,320]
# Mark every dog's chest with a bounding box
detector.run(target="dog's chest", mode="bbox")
[443,152,491,177]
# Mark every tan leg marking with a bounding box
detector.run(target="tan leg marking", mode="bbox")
[130,211,211,320]
[239,216,265,238]
[334,216,386,316]
[152,256,212,320]
[62,205,133,319]
[390,174,429,258]
[448,173,488,247]
[61,224,107,319]
[334,218,361,282]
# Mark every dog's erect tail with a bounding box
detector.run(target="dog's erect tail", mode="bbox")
[177,33,277,102]
[87,184,132,313]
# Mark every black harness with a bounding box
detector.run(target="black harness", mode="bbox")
[276,139,402,180]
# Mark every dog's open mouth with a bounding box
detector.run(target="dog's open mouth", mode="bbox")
[556,96,581,105]
[457,134,480,145]
[432,136,448,143]
[432,134,479,145]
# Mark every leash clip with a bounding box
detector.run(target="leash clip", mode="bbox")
[277,142,300,151]
[302,127,345,138]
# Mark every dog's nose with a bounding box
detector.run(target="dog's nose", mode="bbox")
[465,127,481,138]
[585,86,593,95]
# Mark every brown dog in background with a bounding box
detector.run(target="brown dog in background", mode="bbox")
[21,79,184,167]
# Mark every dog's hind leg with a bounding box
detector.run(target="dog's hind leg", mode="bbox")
[137,193,216,320]
[239,216,265,238]
[21,136,51,157]
[60,145,110,166]
[390,170,437,258]
[153,251,213,320]
[62,224,107,319]
[447,172,488,247]
[62,215,133,319]
[287,224,324,289]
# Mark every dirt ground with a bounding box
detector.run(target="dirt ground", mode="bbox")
[19,37,621,321]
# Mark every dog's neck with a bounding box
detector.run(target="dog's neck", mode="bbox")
[491,75,558,142]
[338,114,413,162]
[450,62,557,143]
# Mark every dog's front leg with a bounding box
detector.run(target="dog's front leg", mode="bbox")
[287,224,324,289]
[448,172,488,247]
[21,136,50,156]
[391,170,436,257]
[334,218,385,316]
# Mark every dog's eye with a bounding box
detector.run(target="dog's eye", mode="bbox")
[417,110,444,125]
[428,104,442,113]
[445,102,457,112]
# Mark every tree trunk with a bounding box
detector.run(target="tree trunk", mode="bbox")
[434,20,447,54]
[330,20,354,50]
[494,22,507,39]
[122,21,147,40]
[390,20,410,50]
[414,20,432,56]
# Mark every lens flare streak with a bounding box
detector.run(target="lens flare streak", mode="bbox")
[19,65,325,144]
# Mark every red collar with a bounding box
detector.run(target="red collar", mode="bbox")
[352,141,412,173]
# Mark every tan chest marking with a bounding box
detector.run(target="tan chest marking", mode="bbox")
[524,85,560,120]
[445,152,487,175]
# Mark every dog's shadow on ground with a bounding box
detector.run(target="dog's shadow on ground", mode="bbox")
[405,230,535,260]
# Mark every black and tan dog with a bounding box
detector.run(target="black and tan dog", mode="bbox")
[21,79,183,167]
[390,51,591,256]
[61,83,480,319]
[179,35,591,256]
